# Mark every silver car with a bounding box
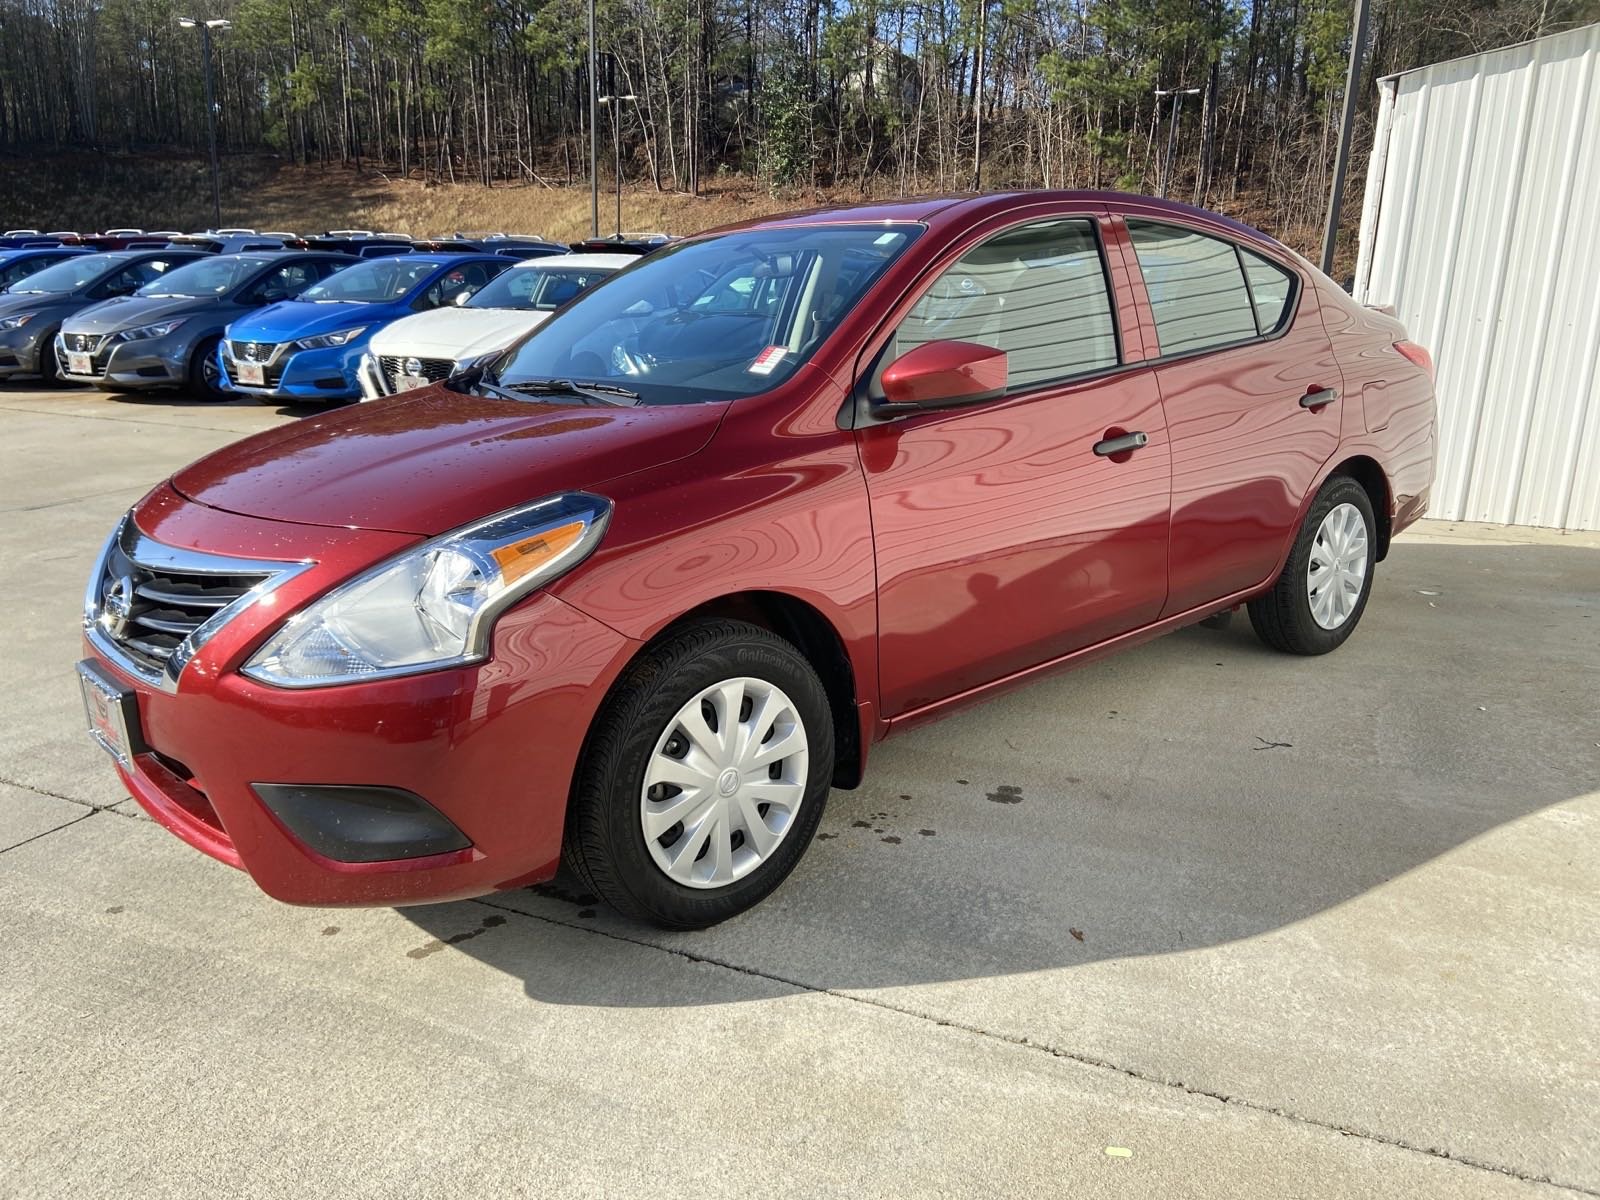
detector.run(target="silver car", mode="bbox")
[56,252,356,400]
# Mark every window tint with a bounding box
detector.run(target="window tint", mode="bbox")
[892,219,1117,390]
[1126,220,1257,355]
[1240,248,1295,333]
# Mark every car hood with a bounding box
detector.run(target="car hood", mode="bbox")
[369,307,548,361]
[62,295,211,334]
[0,291,79,319]
[170,388,729,536]
[228,300,392,343]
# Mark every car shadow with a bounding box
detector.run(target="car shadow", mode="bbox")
[396,537,1598,1007]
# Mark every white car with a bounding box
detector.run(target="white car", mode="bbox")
[358,253,632,399]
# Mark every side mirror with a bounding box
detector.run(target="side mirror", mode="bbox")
[452,290,472,307]
[879,340,1007,411]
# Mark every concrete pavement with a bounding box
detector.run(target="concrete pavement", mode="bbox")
[2,384,1597,1198]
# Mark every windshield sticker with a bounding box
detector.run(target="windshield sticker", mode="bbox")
[748,346,789,376]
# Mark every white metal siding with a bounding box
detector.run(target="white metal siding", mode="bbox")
[1354,24,1600,531]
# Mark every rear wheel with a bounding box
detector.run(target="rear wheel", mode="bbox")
[563,619,834,929]
[1248,475,1377,655]
[188,336,230,401]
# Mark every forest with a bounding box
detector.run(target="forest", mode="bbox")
[1,0,1595,243]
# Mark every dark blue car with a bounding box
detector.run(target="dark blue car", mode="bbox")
[219,254,511,403]
[0,246,92,291]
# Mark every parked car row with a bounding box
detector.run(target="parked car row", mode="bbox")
[0,226,664,402]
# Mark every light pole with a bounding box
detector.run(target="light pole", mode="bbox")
[178,17,230,230]
[1153,86,1200,199]
[598,62,637,242]
[586,0,598,238]
[1320,0,1373,276]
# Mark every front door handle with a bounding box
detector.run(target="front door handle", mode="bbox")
[1300,386,1339,409]
[1093,431,1149,457]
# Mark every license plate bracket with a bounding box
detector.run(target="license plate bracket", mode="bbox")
[395,374,429,392]
[66,351,92,376]
[236,361,266,386]
[77,660,146,768]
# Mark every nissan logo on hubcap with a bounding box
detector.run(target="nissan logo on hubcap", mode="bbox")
[100,574,135,639]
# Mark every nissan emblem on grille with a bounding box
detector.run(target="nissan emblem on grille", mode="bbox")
[246,343,263,361]
[405,357,423,376]
[76,335,90,352]
[100,574,135,639]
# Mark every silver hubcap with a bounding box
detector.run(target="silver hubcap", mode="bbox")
[641,676,809,889]
[1307,502,1370,630]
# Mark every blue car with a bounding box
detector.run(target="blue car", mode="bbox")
[0,245,91,291]
[219,254,511,403]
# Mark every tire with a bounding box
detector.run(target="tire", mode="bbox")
[188,336,230,401]
[37,332,64,387]
[563,618,835,929]
[1248,474,1377,655]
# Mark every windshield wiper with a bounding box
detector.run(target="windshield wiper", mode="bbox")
[500,377,641,406]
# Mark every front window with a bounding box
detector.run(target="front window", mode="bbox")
[490,224,919,405]
[300,257,442,304]
[468,265,618,311]
[138,256,273,298]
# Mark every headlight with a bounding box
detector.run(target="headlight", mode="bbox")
[0,313,35,329]
[294,325,368,351]
[115,318,188,342]
[242,493,610,687]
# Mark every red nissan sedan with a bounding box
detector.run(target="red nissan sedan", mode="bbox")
[78,193,1435,928]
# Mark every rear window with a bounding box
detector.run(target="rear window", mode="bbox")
[1127,220,1257,355]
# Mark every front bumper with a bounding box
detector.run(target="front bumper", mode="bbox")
[220,338,366,401]
[83,486,638,905]
[57,330,193,389]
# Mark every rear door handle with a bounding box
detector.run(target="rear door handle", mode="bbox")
[1300,387,1339,409]
[1093,431,1149,457]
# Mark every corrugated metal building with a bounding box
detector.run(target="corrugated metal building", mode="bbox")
[1353,23,1600,531]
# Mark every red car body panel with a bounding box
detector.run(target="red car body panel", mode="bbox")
[81,191,1436,906]
[171,389,728,536]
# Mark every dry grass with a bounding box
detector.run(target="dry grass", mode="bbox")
[2,151,1348,273]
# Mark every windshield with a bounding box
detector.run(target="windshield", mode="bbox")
[299,257,440,303]
[5,255,115,294]
[491,224,917,405]
[468,264,618,311]
[138,256,272,298]
[1,256,62,289]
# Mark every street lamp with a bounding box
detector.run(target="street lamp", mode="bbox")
[1153,86,1200,199]
[586,0,598,238]
[178,17,230,230]
[598,80,638,242]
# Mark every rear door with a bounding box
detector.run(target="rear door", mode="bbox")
[1117,217,1340,616]
[858,211,1172,717]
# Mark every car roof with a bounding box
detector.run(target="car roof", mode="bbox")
[702,190,1282,250]
[390,253,508,269]
[513,253,633,270]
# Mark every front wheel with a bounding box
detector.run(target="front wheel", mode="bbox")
[1248,475,1377,655]
[563,619,834,929]
[188,336,230,402]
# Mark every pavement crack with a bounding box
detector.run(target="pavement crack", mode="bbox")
[468,893,1599,1198]
[0,809,97,856]
[0,774,122,812]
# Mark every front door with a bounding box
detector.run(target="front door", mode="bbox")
[858,216,1172,717]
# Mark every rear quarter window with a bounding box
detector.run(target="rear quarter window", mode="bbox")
[1240,248,1296,334]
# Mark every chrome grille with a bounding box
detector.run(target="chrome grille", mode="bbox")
[378,355,454,391]
[224,340,287,387]
[229,340,278,362]
[86,520,304,690]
